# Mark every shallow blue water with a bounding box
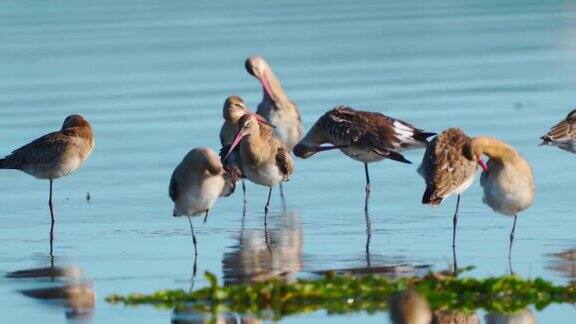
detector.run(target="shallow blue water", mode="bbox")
[2,0,576,322]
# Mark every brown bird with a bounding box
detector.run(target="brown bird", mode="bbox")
[293,106,435,212]
[224,114,294,222]
[463,137,535,258]
[0,115,95,223]
[220,95,251,206]
[219,95,275,208]
[389,289,432,324]
[418,128,482,249]
[245,56,303,201]
[540,108,576,153]
[169,147,236,254]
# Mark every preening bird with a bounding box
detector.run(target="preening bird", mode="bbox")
[169,147,237,254]
[418,128,479,248]
[294,106,435,212]
[463,136,535,258]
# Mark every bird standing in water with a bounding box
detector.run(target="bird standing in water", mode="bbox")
[220,96,253,208]
[463,137,534,259]
[294,106,434,212]
[418,128,481,248]
[224,114,294,224]
[0,115,95,223]
[540,108,576,153]
[245,55,303,200]
[169,147,237,255]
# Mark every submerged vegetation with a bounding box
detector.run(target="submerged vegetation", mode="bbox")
[106,270,576,320]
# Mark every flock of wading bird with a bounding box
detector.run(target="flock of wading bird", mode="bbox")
[2,55,576,261]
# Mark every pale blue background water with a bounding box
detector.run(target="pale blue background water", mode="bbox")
[1,0,576,322]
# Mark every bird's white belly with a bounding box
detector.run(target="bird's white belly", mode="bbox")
[453,173,475,195]
[173,177,223,217]
[340,147,385,163]
[26,156,83,180]
[243,163,284,187]
[481,169,533,216]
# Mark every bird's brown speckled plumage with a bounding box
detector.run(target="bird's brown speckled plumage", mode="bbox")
[223,113,294,218]
[295,106,435,163]
[419,128,477,206]
[321,106,432,151]
[540,108,576,153]
[0,115,94,180]
[238,115,294,182]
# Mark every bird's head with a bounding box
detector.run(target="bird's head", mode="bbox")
[223,95,248,121]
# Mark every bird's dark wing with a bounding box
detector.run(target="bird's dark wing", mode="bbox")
[219,145,244,178]
[168,170,178,202]
[321,106,433,153]
[2,131,70,170]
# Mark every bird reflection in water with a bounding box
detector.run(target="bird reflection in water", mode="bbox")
[7,265,95,322]
[389,289,432,324]
[168,212,302,323]
[222,210,302,284]
[485,308,536,324]
[171,305,264,324]
[432,310,480,324]
[547,248,576,279]
[389,288,483,324]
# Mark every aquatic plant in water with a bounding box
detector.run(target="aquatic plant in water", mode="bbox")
[106,271,576,320]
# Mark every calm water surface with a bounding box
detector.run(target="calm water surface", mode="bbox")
[2,0,576,322]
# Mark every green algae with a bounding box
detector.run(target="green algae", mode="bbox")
[106,271,576,320]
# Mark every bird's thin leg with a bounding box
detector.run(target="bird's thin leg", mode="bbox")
[509,214,518,260]
[189,253,198,294]
[264,223,272,253]
[48,180,55,224]
[364,163,371,213]
[264,187,272,225]
[452,195,461,248]
[187,216,198,256]
[203,210,209,224]
[365,209,372,268]
[49,220,55,275]
[242,179,247,211]
[280,183,286,209]
[452,244,459,275]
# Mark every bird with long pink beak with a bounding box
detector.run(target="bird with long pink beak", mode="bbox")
[245,55,303,201]
[224,113,294,224]
[219,95,275,211]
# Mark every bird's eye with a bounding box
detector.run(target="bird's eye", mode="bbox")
[245,122,251,128]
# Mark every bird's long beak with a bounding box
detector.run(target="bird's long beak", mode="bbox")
[252,113,275,128]
[477,159,489,173]
[224,130,246,161]
[315,144,348,152]
[260,75,275,102]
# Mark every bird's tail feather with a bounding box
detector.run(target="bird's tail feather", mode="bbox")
[415,131,437,143]
[0,158,6,169]
[386,150,412,164]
